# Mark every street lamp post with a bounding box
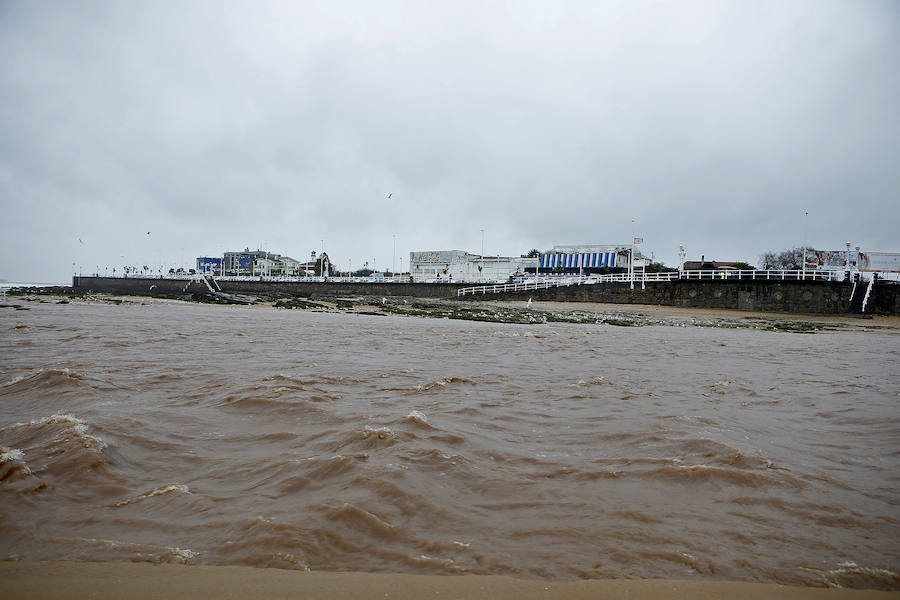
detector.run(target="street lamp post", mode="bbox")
[846,241,852,280]
[630,219,635,290]
[802,211,809,280]
[392,234,397,279]
[480,228,485,282]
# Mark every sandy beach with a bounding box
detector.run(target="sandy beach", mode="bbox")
[2,562,898,600]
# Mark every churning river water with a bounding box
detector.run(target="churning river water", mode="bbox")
[1,300,898,589]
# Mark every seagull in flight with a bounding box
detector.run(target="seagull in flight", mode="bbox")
[387,193,392,199]
[78,238,84,244]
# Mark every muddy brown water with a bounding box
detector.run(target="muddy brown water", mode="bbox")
[1,300,898,589]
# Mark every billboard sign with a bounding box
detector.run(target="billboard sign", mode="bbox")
[858,252,900,273]
[804,250,856,271]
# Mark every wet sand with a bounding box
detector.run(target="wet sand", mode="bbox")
[2,562,897,600]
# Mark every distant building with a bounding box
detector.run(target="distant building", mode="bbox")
[296,251,331,277]
[196,257,223,276]
[538,244,649,273]
[409,250,536,282]
[223,249,266,276]
[208,249,305,277]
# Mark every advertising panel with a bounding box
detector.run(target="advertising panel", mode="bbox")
[804,250,856,271]
[858,252,900,273]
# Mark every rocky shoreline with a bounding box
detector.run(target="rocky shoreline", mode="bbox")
[4,285,897,334]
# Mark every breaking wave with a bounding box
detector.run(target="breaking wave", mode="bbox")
[9,414,107,453]
[114,483,191,507]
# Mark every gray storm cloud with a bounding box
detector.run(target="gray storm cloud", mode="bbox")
[1,0,897,281]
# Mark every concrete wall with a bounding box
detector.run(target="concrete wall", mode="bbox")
[216,279,465,299]
[72,277,466,299]
[869,282,900,316]
[71,276,900,315]
[73,276,195,296]
[485,279,856,315]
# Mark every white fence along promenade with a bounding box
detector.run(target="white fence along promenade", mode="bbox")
[456,269,844,297]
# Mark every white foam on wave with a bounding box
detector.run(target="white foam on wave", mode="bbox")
[406,410,428,424]
[170,547,198,561]
[0,448,25,463]
[13,414,107,452]
[114,483,191,507]
[2,374,28,388]
[0,446,35,479]
[829,561,899,580]
[3,368,83,387]
[361,426,394,439]
[67,537,199,563]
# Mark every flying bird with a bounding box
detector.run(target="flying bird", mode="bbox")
[78,238,84,244]
[147,231,151,235]
[387,193,392,199]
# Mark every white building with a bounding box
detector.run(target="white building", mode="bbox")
[253,257,277,276]
[409,250,537,283]
[539,245,649,272]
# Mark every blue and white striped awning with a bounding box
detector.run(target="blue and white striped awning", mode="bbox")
[539,252,616,269]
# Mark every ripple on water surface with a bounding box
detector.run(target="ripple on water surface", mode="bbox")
[0,302,898,587]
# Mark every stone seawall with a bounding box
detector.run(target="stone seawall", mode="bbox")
[869,281,900,315]
[489,279,900,316]
[492,279,852,314]
[71,276,900,316]
[71,276,466,299]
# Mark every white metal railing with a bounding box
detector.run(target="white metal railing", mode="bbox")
[211,275,412,283]
[80,268,849,295]
[95,274,414,283]
[678,269,841,281]
[456,277,589,297]
[456,269,845,297]
[861,277,875,312]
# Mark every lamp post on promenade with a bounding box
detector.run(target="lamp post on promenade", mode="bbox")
[630,219,635,290]
[480,229,485,282]
[803,211,809,280]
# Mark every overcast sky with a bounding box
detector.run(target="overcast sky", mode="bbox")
[1,0,897,282]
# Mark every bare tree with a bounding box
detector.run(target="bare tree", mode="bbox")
[758,247,813,270]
